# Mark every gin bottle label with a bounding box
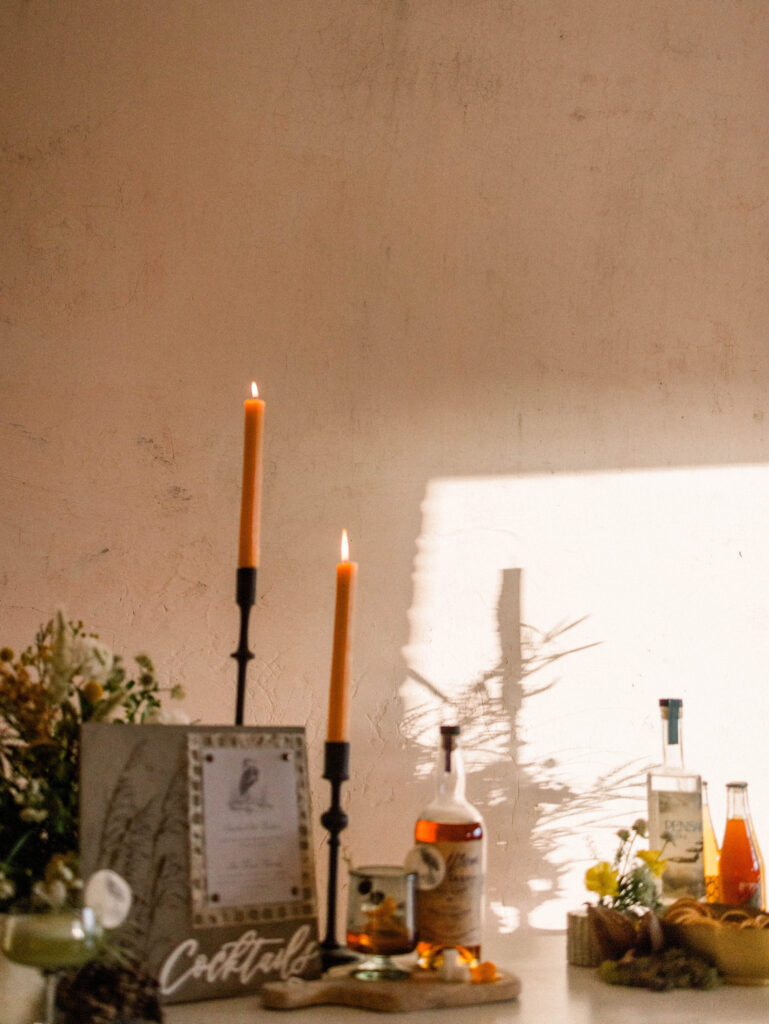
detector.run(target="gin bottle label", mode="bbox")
[648,788,705,900]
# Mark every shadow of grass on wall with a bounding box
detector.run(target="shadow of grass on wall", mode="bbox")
[401,567,647,928]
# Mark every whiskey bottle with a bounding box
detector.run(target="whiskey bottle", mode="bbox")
[647,698,705,902]
[409,725,485,968]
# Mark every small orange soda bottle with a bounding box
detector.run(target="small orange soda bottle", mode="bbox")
[719,782,763,909]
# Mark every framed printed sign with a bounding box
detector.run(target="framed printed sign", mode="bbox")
[80,724,321,1004]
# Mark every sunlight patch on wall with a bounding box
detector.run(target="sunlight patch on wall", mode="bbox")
[400,465,769,930]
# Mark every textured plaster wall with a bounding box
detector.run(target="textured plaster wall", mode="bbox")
[2,0,769,932]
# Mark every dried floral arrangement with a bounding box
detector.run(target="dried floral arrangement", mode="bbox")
[0,611,185,912]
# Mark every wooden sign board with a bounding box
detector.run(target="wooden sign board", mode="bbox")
[80,724,321,1004]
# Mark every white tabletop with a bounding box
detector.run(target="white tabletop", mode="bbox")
[164,930,769,1023]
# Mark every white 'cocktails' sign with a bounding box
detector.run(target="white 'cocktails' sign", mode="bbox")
[80,724,321,1003]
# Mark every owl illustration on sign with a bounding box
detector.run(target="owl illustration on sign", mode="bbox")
[229,757,270,810]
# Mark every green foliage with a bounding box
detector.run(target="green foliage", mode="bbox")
[585,818,669,914]
[598,947,722,991]
[0,612,183,911]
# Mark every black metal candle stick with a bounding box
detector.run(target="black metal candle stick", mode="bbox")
[320,740,357,971]
[232,567,257,725]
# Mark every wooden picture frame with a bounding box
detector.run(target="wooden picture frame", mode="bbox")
[79,724,321,1004]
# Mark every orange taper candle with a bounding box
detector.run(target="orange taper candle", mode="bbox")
[327,530,357,742]
[238,381,265,568]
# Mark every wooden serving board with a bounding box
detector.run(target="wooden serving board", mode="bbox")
[260,970,521,1013]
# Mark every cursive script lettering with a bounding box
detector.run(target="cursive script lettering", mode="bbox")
[160,923,318,996]
[446,850,481,877]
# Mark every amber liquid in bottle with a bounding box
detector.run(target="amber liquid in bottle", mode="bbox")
[702,781,721,903]
[411,726,485,969]
[413,818,483,966]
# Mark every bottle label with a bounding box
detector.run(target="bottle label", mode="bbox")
[651,789,705,899]
[734,878,762,909]
[413,840,483,947]
[720,817,763,908]
[405,845,446,890]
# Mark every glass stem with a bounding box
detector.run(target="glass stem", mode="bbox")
[42,971,58,1024]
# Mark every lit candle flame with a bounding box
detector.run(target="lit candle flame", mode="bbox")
[251,381,259,398]
[340,529,350,562]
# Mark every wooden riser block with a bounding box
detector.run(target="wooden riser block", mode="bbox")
[260,970,521,1012]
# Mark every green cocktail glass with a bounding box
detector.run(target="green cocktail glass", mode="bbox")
[1,907,102,1022]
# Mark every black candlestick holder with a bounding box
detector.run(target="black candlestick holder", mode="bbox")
[319,740,358,971]
[231,566,257,726]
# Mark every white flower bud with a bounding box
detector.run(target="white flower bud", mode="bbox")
[144,706,190,725]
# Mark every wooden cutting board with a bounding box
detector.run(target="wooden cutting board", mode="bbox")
[260,970,521,1012]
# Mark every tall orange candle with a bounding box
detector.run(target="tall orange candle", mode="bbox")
[327,529,357,742]
[238,381,265,568]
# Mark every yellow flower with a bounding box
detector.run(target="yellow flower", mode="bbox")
[637,850,667,878]
[82,680,104,704]
[585,861,619,899]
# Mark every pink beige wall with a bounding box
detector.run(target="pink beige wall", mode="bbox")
[2,1,769,929]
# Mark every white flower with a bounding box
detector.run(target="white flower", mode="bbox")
[32,878,67,908]
[46,610,116,704]
[84,869,133,929]
[15,780,48,822]
[12,779,42,805]
[71,635,114,686]
[54,862,75,884]
[20,807,48,823]
[47,610,74,703]
[144,706,190,725]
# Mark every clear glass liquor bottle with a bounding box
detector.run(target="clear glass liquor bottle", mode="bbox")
[411,725,485,968]
[719,782,764,909]
[647,698,705,902]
